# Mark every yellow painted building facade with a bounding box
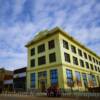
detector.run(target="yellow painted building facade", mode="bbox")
[26,27,100,91]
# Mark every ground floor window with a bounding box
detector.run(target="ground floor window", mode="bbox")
[30,73,36,88]
[82,73,88,88]
[92,75,97,86]
[88,74,97,87]
[66,69,73,87]
[50,69,58,86]
[88,74,93,86]
[97,76,100,86]
[75,71,82,87]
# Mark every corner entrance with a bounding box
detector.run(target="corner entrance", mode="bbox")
[38,71,47,92]
[39,79,46,92]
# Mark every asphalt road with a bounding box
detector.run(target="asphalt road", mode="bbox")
[0,95,100,100]
[0,96,68,100]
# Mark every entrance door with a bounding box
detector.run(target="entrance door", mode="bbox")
[38,71,47,92]
[40,81,46,92]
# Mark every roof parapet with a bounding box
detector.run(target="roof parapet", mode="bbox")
[25,27,100,59]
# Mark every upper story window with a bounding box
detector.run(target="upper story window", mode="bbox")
[48,40,55,49]
[71,45,76,53]
[93,57,95,63]
[63,40,69,49]
[94,65,97,71]
[84,52,87,59]
[38,56,46,65]
[31,48,35,56]
[78,49,82,57]
[98,67,100,72]
[80,59,84,67]
[96,60,98,65]
[64,52,70,63]
[90,64,93,70]
[88,55,92,61]
[30,59,35,67]
[85,62,89,69]
[49,53,56,63]
[73,56,78,65]
[38,44,45,53]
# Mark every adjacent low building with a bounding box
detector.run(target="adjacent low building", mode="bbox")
[4,72,13,91]
[25,27,100,91]
[13,67,26,91]
[0,68,5,92]
[0,68,13,91]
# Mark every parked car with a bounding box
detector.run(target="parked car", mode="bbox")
[47,86,61,97]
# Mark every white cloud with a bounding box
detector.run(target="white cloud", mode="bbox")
[13,0,26,17]
[0,49,27,70]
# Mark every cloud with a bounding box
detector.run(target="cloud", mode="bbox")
[0,49,27,70]
[0,0,100,70]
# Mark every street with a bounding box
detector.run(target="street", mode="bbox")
[0,95,100,100]
[0,95,71,100]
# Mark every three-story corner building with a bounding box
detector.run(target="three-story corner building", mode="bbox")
[25,27,100,91]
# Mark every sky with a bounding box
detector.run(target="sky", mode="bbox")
[0,0,100,70]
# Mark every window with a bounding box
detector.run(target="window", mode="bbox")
[84,52,87,59]
[85,62,89,69]
[92,75,97,86]
[97,76,100,86]
[82,73,88,87]
[98,67,100,72]
[71,45,76,53]
[64,52,70,63]
[94,65,97,71]
[88,74,97,87]
[30,73,35,88]
[88,55,92,61]
[90,64,93,70]
[75,71,82,86]
[50,69,58,86]
[63,40,69,49]
[96,60,98,65]
[93,57,95,63]
[78,49,82,57]
[73,56,78,65]
[88,74,93,86]
[38,44,45,53]
[38,56,46,65]
[31,48,35,56]
[38,71,47,78]
[80,59,84,67]
[48,40,55,49]
[30,59,35,67]
[66,69,73,86]
[49,53,56,63]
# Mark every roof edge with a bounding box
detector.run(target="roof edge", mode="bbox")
[25,27,100,59]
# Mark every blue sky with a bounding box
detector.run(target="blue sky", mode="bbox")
[0,0,100,70]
